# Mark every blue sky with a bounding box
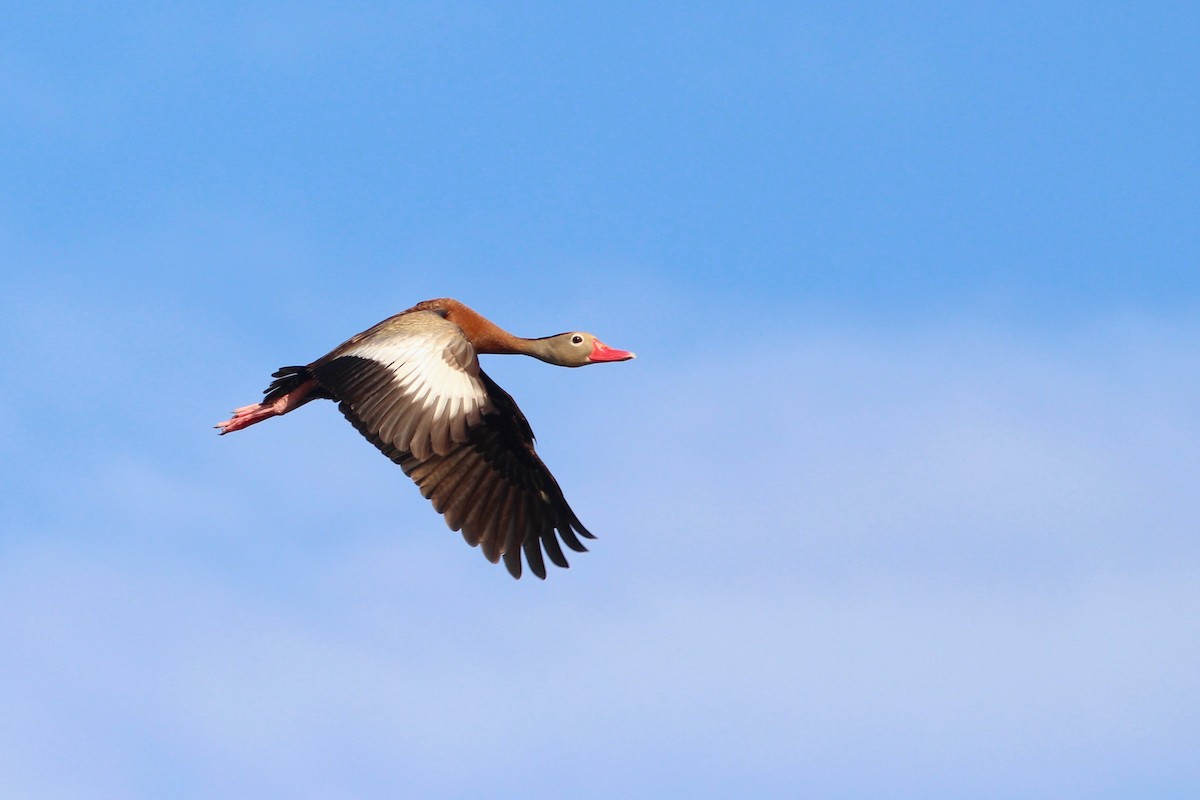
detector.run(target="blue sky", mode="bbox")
[2,3,1198,798]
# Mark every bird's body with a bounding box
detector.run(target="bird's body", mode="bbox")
[216,298,634,579]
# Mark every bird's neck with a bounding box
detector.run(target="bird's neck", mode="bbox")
[422,298,548,359]
[474,328,558,363]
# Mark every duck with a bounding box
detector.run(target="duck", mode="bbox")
[216,298,635,579]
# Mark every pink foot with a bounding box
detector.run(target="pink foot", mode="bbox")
[215,403,279,434]
[215,379,318,435]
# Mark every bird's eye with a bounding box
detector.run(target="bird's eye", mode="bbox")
[571,334,584,345]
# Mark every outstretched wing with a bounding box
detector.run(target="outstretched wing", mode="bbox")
[310,313,595,579]
[310,310,493,460]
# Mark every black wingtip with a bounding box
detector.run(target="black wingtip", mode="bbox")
[503,548,523,580]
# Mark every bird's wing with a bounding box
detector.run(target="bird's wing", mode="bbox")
[331,365,596,579]
[310,310,494,460]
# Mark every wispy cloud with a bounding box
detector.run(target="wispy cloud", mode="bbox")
[1,312,1196,797]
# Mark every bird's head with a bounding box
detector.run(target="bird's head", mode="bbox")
[535,332,637,368]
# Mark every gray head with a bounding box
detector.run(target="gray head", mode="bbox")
[530,332,637,367]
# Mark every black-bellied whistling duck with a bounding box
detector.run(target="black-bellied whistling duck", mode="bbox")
[216,298,635,579]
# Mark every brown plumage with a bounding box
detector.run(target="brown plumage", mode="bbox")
[216,298,635,579]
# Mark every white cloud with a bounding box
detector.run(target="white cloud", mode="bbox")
[1,315,1197,798]
[0,543,1195,798]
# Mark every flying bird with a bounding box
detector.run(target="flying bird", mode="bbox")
[216,298,635,579]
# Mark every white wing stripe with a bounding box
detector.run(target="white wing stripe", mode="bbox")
[340,317,493,458]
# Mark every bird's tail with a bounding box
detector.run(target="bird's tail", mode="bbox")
[262,366,313,404]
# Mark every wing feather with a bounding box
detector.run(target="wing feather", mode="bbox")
[405,377,596,578]
[311,311,492,460]
[307,310,597,579]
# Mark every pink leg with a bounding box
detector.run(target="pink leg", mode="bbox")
[215,379,318,435]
